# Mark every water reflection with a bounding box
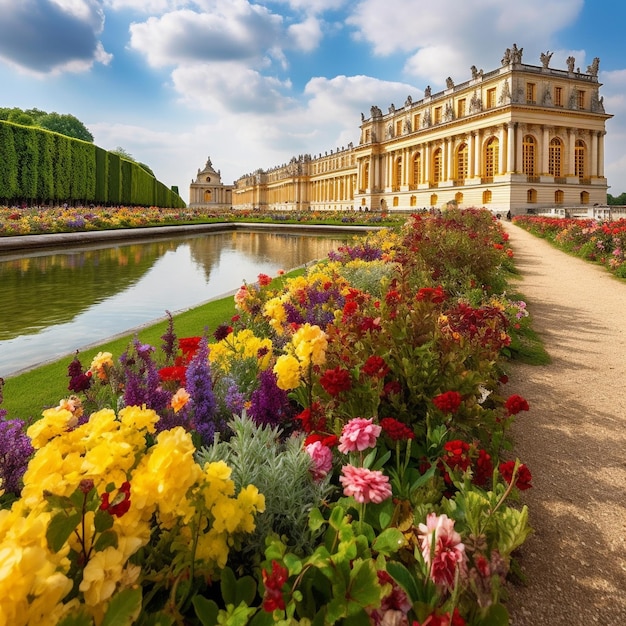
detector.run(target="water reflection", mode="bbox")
[0,230,347,376]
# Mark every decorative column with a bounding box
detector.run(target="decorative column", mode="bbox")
[446,137,454,182]
[507,122,515,173]
[591,131,599,178]
[516,124,524,174]
[474,130,482,178]
[468,132,475,178]
[541,126,550,175]
[424,143,431,184]
[598,131,606,178]
[498,125,506,174]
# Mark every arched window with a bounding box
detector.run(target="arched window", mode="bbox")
[204,190,212,202]
[410,195,417,206]
[484,137,499,177]
[580,191,589,204]
[549,138,563,177]
[523,135,536,175]
[430,193,438,206]
[455,192,463,205]
[393,196,399,207]
[412,152,421,187]
[527,189,537,203]
[433,148,443,183]
[575,140,586,179]
[456,143,468,181]
[555,189,564,204]
[482,190,492,204]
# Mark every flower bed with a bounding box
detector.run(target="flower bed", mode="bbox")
[0,206,401,236]
[513,215,626,278]
[0,208,533,626]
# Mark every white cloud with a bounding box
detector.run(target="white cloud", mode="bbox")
[287,16,323,52]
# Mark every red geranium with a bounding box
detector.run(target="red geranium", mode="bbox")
[158,366,187,386]
[499,460,533,490]
[432,391,463,413]
[362,355,389,379]
[380,417,415,441]
[319,366,352,396]
[504,394,530,415]
[472,448,493,486]
[416,285,447,303]
[261,560,289,612]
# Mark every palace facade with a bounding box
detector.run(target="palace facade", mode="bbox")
[188,156,232,209]
[230,45,612,215]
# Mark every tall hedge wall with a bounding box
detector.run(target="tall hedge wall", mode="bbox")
[0,120,185,208]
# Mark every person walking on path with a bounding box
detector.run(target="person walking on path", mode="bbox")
[499,220,626,624]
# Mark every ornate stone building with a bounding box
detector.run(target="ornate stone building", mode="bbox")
[189,157,233,209]
[232,46,612,214]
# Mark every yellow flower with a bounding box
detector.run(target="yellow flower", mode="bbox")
[170,388,190,413]
[79,545,126,606]
[293,323,327,367]
[273,354,301,390]
[27,407,77,449]
[264,297,287,333]
[89,351,113,380]
[119,405,159,432]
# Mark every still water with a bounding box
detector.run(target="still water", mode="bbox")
[0,229,348,377]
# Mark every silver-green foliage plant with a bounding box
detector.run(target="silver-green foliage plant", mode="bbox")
[197,412,335,562]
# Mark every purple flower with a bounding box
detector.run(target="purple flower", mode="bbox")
[248,369,295,428]
[160,311,178,364]
[185,335,219,445]
[0,419,33,495]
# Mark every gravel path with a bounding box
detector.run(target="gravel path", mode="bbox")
[499,220,626,623]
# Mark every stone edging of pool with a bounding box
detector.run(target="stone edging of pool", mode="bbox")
[0,222,381,252]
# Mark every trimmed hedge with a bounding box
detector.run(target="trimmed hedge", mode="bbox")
[0,120,185,208]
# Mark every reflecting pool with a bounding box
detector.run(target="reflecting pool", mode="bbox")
[0,229,348,377]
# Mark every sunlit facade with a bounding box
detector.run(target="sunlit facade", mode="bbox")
[232,46,612,215]
[189,156,232,209]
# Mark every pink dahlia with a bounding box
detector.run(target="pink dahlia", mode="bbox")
[418,512,466,588]
[338,417,381,454]
[339,465,392,504]
[305,440,334,481]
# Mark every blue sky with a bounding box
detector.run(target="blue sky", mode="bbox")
[0,0,624,204]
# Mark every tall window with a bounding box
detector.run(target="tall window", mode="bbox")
[554,86,563,107]
[522,135,536,175]
[527,189,537,203]
[363,163,369,190]
[457,99,466,118]
[412,153,422,186]
[526,83,536,104]
[394,157,402,189]
[555,190,564,204]
[549,138,563,176]
[482,190,492,203]
[456,143,468,180]
[575,140,586,179]
[487,88,497,108]
[580,191,589,204]
[434,107,442,124]
[433,148,443,183]
[577,90,585,109]
[413,113,421,129]
[484,137,499,177]
[396,121,403,136]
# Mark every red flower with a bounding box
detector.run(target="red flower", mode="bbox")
[432,391,462,413]
[472,448,493,486]
[158,366,187,386]
[179,336,201,361]
[499,460,533,490]
[342,300,358,318]
[258,273,272,286]
[213,324,233,341]
[296,402,326,433]
[504,394,529,415]
[442,439,471,472]
[416,285,447,303]
[100,481,131,518]
[362,355,389,379]
[262,560,289,612]
[380,417,415,441]
[319,367,352,396]
[382,380,402,397]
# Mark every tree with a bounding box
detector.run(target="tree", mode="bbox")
[39,112,94,142]
[111,146,135,161]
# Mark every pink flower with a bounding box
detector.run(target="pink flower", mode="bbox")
[338,417,381,454]
[339,465,392,504]
[418,513,466,588]
[305,440,333,481]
